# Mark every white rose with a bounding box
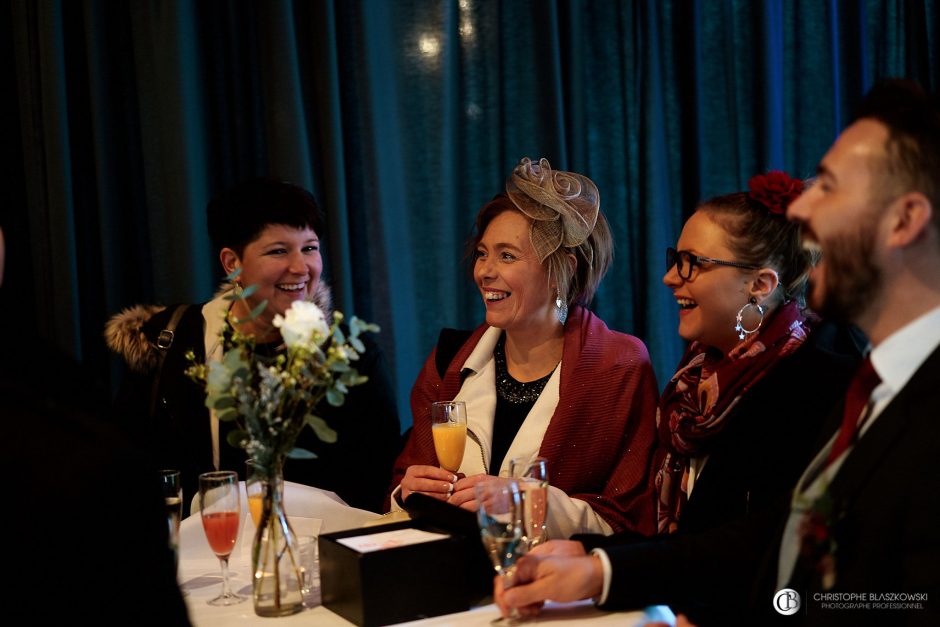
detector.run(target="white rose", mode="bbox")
[273,301,330,348]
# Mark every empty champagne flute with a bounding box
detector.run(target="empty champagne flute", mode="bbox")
[431,401,467,473]
[509,456,549,550]
[199,471,247,606]
[475,480,525,625]
[159,469,183,566]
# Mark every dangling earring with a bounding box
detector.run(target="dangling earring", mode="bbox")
[734,297,764,340]
[555,288,568,325]
[231,278,243,297]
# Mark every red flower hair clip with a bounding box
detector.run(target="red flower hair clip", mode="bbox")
[748,170,804,215]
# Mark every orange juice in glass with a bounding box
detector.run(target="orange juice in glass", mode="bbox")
[431,401,467,473]
[248,493,264,526]
[245,459,283,527]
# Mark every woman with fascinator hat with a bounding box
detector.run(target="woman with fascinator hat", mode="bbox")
[387,158,660,539]
[494,172,864,625]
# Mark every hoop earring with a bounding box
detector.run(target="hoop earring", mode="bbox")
[734,297,764,340]
[555,288,568,325]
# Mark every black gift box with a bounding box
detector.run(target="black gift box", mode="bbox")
[320,496,491,626]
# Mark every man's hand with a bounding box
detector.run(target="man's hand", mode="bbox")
[494,554,604,619]
[527,539,587,558]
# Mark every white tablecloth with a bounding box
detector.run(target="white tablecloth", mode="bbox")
[178,481,673,626]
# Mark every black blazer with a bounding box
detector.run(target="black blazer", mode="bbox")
[752,344,940,626]
[598,343,940,627]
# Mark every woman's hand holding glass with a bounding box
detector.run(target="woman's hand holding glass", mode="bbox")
[199,471,246,606]
[431,401,467,473]
[400,401,468,503]
[400,465,462,502]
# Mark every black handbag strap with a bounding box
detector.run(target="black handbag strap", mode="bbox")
[149,304,191,418]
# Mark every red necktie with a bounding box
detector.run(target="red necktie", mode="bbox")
[827,356,881,464]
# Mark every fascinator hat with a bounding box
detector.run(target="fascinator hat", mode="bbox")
[506,157,601,265]
[501,157,612,309]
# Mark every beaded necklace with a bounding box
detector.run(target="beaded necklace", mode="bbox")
[493,334,557,404]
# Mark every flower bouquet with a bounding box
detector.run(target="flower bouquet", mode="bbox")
[186,283,378,615]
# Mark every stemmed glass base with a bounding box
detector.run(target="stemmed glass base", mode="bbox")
[208,556,246,606]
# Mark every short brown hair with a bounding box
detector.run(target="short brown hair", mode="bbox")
[855,79,940,236]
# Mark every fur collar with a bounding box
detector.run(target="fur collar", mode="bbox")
[105,281,334,373]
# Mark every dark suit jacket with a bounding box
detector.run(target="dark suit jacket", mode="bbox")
[753,344,940,626]
[597,342,939,627]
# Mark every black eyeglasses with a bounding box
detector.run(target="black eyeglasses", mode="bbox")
[665,247,760,280]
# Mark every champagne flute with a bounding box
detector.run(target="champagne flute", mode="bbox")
[509,457,549,550]
[431,401,467,474]
[199,471,247,606]
[245,460,262,527]
[475,480,525,625]
[159,469,183,565]
[245,459,284,527]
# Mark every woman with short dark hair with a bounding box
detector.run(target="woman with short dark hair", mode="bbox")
[106,177,400,514]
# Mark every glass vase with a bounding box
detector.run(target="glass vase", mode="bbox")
[250,460,304,616]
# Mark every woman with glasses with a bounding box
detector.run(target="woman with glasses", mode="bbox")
[499,172,863,623]
[650,173,863,537]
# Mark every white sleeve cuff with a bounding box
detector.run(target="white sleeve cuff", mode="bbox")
[388,484,405,512]
[590,548,613,605]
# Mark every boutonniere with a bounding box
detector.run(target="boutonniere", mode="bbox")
[796,487,844,590]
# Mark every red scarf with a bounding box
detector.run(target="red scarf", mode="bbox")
[654,300,811,533]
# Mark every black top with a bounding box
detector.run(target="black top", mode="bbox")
[490,333,555,474]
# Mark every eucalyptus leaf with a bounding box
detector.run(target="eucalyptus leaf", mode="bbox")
[212,396,237,410]
[240,284,258,300]
[332,327,347,344]
[225,268,243,282]
[351,316,380,334]
[233,299,268,324]
[227,429,249,448]
[305,414,338,443]
[347,374,369,386]
[217,408,240,422]
[248,299,268,320]
[349,337,365,353]
[287,447,318,460]
[326,388,344,407]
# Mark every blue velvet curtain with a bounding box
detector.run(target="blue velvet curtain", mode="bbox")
[5,0,938,430]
